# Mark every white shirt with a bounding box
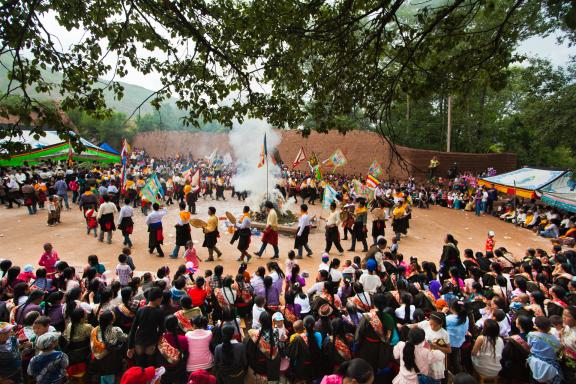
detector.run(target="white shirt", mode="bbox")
[97,202,118,219]
[118,205,134,222]
[359,273,381,294]
[418,320,450,380]
[329,269,343,283]
[294,294,311,314]
[297,214,311,236]
[107,185,119,194]
[236,216,251,229]
[395,304,416,322]
[252,306,265,329]
[307,281,325,296]
[145,208,167,225]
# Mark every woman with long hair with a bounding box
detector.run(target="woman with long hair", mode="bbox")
[355,293,399,383]
[327,318,353,370]
[12,290,44,325]
[246,311,281,383]
[214,276,237,314]
[347,282,372,313]
[44,291,65,331]
[264,276,280,312]
[62,307,93,383]
[499,315,532,384]
[286,314,325,383]
[89,310,127,384]
[471,319,503,378]
[439,234,464,280]
[213,324,247,384]
[393,327,445,384]
[113,287,139,333]
[159,315,189,384]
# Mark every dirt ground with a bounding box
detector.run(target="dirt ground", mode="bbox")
[0,192,552,280]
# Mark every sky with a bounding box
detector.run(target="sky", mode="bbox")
[33,12,576,93]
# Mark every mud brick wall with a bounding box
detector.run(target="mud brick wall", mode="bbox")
[133,130,517,180]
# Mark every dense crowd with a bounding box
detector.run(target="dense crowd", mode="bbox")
[1,155,576,384]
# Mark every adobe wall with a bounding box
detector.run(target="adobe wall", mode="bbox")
[133,130,517,180]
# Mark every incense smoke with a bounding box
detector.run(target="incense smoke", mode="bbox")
[228,119,282,204]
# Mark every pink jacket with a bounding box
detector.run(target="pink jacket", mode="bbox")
[393,341,445,384]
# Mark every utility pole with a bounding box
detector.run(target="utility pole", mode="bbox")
[446,95,452,152]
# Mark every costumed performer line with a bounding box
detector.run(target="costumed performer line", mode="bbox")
[324,201,344,255]
[146,203,167,257]
[203,206,222,262]
[233,205,252,263]
[294,204,313,259]
[255,201,279,259]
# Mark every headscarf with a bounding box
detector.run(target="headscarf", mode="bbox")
[429,280,442,300]
[35,332,60,351]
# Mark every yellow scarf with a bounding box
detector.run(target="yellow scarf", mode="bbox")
[355,206,368,215]
[180,211,191,222]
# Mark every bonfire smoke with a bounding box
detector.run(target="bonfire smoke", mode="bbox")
[228,119,282,206]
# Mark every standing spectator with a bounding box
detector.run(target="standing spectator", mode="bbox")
[127,287,165,367]
[54,176,70,210]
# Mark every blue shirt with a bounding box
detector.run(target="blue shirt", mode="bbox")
[446,314,469,348]
[54,180,67,195]
[528,331,560,360]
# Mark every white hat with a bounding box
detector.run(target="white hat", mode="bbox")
[488,230,495,237]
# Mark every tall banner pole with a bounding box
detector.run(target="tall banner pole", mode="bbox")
[266,158,269,201]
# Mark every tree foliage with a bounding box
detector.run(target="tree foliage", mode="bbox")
[0,0,574,155]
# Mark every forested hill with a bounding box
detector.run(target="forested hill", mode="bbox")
[0,53,180,117]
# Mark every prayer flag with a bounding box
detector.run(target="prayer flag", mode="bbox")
[366,174,380,189]
[292,147,307,169]
[190,169,200,187]
[314,165,323,181]
[322,185,338,210]
[309,151,319,167]
[368,160,383,179]
[257,134,267,168]
[140,173,164,204]
[323,149,347,168]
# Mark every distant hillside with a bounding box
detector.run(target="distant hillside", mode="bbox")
[0,53,183,117]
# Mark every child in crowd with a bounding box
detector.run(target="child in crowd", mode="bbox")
[38,243,59,277]
[390,237,399,255]
[184,240,200,271]
[18,265,36,283]
[252,295,266,329]
[84,206,98,237]
[486,230,496,253]
[285,250,298,274]
[116,254,133,287]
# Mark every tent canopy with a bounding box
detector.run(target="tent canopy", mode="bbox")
[537,171,576,213]
[478,167,569,199]
[0,129,121,166]
[99,142,119,154]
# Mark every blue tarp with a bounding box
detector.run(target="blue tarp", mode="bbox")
[99,142,119,154]
[537,171,576,213]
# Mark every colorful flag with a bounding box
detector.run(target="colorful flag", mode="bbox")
[190,169,200,187]
[366,174,380,189]
[205,149,218,166]
[257,134,267,168]
[368,160,383,179]
[352,179,374,200]
[322,185,338,209]
[323,149,347,168]
[309,151,319,167]
[140,173,164,204]
[182,166,194,180]
[314,165,323,181]
[292,147,307,169]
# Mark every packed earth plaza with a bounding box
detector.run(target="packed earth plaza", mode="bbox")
[1,146,576,384]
